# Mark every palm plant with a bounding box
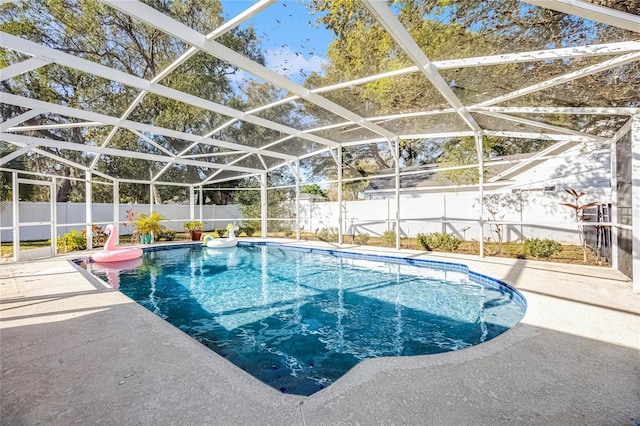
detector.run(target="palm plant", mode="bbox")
[132,212,167,244]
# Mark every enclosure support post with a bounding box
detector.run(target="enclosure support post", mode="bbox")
[337,147,343,245]
[394,139,401,250]
[149,184,154,214]
[295,160,300,241]
[85,171,92,250]
[476,133,485,258]
[610,133,619,270]
[189,185,195,221]
[260,173,267,238]
[198,186,203,223]
[113,180,119,234]
[51,177,57,256]
[12,171,19,262]
[631,115,640,292]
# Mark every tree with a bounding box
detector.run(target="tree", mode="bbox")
[0,0,264,202]
[0,143,36,201]
[304,0,638,186]
[437,136,555,185]
[301,184,328,199]
[437,0,639,111]
[303,1,508,183]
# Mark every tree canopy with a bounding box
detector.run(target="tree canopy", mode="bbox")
[301,0,638,188]
[1,0,263,202]
[1,0,637,201]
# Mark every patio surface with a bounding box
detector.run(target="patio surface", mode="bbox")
[1,240,639,425]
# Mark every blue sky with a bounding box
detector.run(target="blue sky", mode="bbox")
[220,1,335,84]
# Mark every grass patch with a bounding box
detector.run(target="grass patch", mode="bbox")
[1,240,51,256]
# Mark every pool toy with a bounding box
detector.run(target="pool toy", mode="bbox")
[91,224,143,263]
[90,256,143,289]
[203,225,239,248]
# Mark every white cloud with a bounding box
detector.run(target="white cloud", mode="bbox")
[264,47,327,82]
[225,48,327,95]
[227,68,252,86]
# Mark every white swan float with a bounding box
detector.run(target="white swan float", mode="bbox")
[91,224,143,263]
[203,225,239,248]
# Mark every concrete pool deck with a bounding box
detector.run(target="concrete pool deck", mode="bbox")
[1,240,639,425]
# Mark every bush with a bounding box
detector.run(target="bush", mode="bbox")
[381,230,396,247]
[354,232,370,245]
[283,228,293,237]
[524,238,563,258]
[318,227,338,242]
[158,229,176,241]
[239,222,259,237]
[416,232,461,252]
[57,228,86,252]
[214,228,226,238]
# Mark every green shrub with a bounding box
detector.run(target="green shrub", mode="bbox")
[158,229,176,241]
[416,232,461,252]
[416,233,432,250]
[57,228,86,252]
[318,227,338,242]
[524,238,563,258]
[283,228,293,237]
[214,228,226,238]
[381,230,396,247]
[354,232,370,245]
[239,222,259,237]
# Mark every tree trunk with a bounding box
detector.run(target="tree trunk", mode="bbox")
[369,144,390,170]
[149,170,162,204]
[56,168,74,202]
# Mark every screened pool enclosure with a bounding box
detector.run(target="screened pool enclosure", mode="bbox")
[0,0,638,289]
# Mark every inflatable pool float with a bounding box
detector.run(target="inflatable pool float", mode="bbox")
[204,246,241,267]
[91,224,143,263]
[90,256,143,289]
[203,225,239,248]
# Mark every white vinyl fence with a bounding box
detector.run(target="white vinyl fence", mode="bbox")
[0,202,241,242]
[300,188,610,245]
[2,187,609,245]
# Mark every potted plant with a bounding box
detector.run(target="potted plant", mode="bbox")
[183,220,204,241]
[133,212,167,244]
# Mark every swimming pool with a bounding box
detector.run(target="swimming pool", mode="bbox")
[87,243,526,396]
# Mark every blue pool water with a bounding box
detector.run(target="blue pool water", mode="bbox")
[87,243,526,396]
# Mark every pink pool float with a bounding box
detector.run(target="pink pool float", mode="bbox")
[91,224,143,263]
[91,256,143,289]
